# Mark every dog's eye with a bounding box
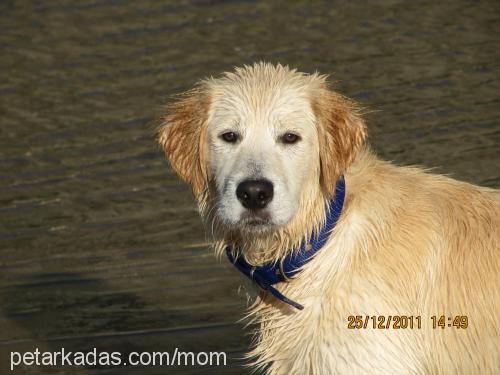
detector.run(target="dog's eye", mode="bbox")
[221,132,239,143]
[281,132,300,144]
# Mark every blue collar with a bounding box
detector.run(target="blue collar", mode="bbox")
[226,176,345,310]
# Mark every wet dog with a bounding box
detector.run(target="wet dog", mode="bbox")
[157,63,499,374]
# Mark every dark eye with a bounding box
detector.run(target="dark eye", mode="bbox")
[281,132,300,144]
[221,131,238,143]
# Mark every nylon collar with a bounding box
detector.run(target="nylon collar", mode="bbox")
[226,176,345,310]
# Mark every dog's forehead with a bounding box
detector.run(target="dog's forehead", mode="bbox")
[204,65,324,128]
[208,82,316,129]
[218,88,308,116]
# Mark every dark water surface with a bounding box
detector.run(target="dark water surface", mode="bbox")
[0,0,499,373]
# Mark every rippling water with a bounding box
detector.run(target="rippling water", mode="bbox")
[0,0,499,373]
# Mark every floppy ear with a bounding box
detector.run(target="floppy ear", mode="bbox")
[156,88,210,196]
[312,88,367,196]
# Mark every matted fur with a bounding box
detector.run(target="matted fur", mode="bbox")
[157,62,499,374]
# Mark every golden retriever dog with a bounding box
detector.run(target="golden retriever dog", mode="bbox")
[156,62,499,374]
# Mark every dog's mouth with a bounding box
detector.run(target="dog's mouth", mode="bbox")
[239,210,272,227]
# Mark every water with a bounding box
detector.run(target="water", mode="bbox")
[0,0,499,373]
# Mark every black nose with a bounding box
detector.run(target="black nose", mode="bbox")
[236,179,274,210]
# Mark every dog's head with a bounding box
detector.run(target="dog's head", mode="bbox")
[157,63,366,240]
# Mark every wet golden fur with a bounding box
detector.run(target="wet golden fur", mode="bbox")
[157,63,499,374]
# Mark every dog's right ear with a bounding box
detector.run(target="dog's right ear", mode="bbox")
[156,88,210,196]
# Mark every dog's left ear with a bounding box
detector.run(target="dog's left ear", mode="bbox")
[156,87,210,196]
[312,88,367,196]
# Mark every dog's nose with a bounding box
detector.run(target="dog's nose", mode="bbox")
[236,179,274,210]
